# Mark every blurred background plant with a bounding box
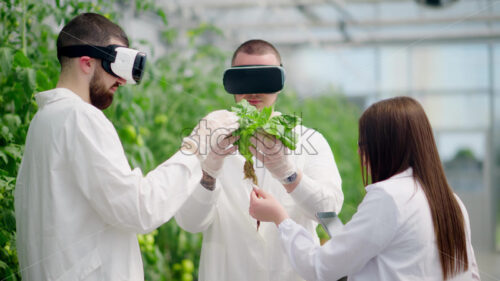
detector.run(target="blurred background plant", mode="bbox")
[0,0,364,280]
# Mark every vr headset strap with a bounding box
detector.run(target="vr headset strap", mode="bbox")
[234,64,284,67]
[58,45,116,62]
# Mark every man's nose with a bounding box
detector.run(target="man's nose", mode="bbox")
[117,77,126,85]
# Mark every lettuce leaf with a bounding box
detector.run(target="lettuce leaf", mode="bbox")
[231,99,301,184]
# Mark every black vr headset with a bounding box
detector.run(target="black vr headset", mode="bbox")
[223,65,285,94]
[58,44,146,85]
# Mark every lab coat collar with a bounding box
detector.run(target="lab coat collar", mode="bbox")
[365,167,413,191]
[35,88,84,108]
[391,167,413,180]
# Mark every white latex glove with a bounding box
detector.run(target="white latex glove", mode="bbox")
[201,134,239,177]
[182,110,239,177]
[271,111,282,118]
[249,132,296,182]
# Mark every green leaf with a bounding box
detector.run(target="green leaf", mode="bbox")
[3,145,22,162]
[13,51,31,68]
[0,176,15,189]
[3,114,21,129]
[17,68,36,95]
[258,106,272,124]
[0,48,13,77]
[0,209,16,230]
[36,69,52,91]
[0,125,13,143]
[157,9,168,25]
[0,259,8,270]
[231,99,301,165]
[0,151,8,165]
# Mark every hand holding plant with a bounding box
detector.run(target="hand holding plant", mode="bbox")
[231,99,301,185]
[249,188,289,227]
[249,133,296,181]
[182,110,239,178]
[231,99,300,230]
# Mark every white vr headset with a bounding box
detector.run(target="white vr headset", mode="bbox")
[58,44,147,84]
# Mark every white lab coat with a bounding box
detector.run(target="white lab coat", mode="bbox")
[278,168,481,281]
[175,124,344,281]
[15,88,201,281]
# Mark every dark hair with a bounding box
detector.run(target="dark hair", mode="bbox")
[231,39,281,66]
[56,13,129,67]
[358,96,468,280]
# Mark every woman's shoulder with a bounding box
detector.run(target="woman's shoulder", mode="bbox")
[366,168,424,207]
[366,168,415,191]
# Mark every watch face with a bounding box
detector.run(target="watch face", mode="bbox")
[284,172,298,183]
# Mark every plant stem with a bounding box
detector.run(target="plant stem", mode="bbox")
[244,161,260,230]
[22,0,27,55]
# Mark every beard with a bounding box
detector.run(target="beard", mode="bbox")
[89,67,117,110]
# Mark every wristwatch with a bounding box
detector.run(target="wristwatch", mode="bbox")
[280,172,298,185]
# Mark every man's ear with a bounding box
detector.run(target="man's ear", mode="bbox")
[78,56,94,75]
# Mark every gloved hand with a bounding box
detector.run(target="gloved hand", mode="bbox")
[249,132,296,182]
[201,134,239,178]
[181,110,240,178]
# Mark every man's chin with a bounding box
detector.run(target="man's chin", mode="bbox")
[102,95,114,109]
[90,94,114,110]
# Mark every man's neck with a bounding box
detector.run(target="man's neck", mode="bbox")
[56,73,90,103]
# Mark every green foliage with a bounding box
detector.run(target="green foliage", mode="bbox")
[0,1,61,279]
[0,0,364,280]
[231,99,301,163]
[452,148,476,161]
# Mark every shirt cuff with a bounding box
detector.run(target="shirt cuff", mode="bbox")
[278,218,296,232]
[288,174,315,204]
[192,181,221,205]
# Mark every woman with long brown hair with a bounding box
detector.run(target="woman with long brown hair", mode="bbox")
[249,96,480,280]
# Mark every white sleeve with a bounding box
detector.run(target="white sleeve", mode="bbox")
[278,188,399,281]
[175,181,221,233]
[469,243,480,281]
[68,108,201,234]
[289,128,343,219]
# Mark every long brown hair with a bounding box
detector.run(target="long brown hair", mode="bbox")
[358,96,468,279]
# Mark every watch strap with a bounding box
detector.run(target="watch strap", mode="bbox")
[280,171,298,185]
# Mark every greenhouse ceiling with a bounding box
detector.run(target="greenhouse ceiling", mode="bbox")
[158,0,500,47]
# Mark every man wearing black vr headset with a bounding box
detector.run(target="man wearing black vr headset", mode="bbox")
[14,13,236,281]
[176,39,344,281]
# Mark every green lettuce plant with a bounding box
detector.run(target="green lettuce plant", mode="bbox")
[230,99,301,185]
